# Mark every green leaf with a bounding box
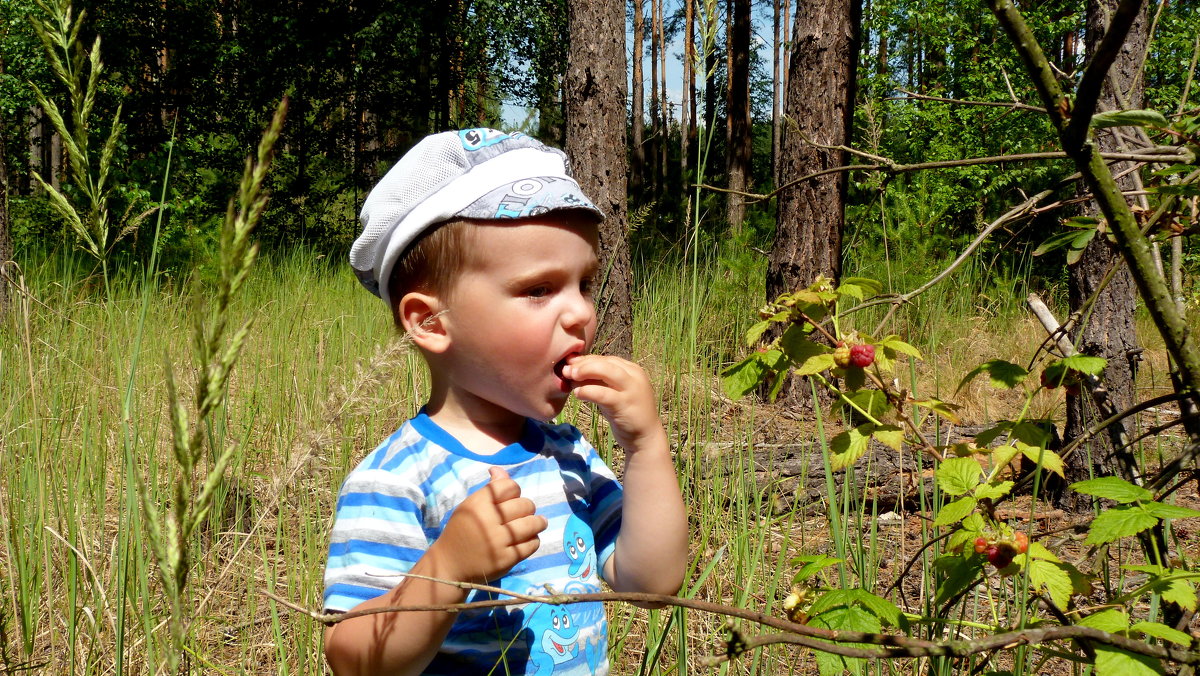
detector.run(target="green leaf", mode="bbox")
[1159,579,1197,612]
[870,425,905,451]
[1093,647,1164,676]
[1130,621,1194,646]
[973,480,1014,501]
[721,354,767,400]
[1011,422,1051,448]
[830,425,873,470]
[1071,477,1154,504]
[1085,505,1160,545]
[1019,443,1065,478]
[1028,559,1074,609]
[1061,354,1107,375]
[790,555,843,584]
[934,496,978,526]
[1080,608,1130,633]
[934,554,984,605]
[795,353,836,376]
[987,445,1022,478]
[744,320,771,347]
[1143,502,1200,520]
[913,398,961,423]
[1028,541,1061,563]
[937,457,983,496]
[956,360,1029,392]
[809,606,878,676]
[837,276,884,298]
[780,324,827,364]
[1065,228,1098,265]
[974,423,1011,447]
[877,335,923,359]
[1091,108,1169,129]
[844,389,890,420]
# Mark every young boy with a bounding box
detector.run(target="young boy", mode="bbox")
[323,129,688,676]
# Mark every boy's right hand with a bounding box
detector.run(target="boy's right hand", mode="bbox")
[429,467,547,583]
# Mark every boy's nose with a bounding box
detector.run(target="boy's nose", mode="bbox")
[561,290,595,332]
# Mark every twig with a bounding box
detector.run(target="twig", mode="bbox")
[886,88,1044,113]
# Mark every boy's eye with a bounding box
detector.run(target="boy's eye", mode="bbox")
[525,285,551,298]
[580,278,593,296]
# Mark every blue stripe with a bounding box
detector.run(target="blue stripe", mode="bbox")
[328,538,426,562]
[324,582,387,610]
[335,491,422,514]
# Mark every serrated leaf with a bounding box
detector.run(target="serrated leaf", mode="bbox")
[871,425,905,451]
[1080,608,1130,632]
[1143,502,1200,520]
[1011,422,1052,448]
[987,445,1022,478]
[809,606,878,676]
[1071,476,1153,504]
[795,353,836,376]
[973,480,1014,501]
[845,389,889,419]
[721,354,768,400]
[956,360,1029,392]
[1028,541,1061,563]
[877,335,922,359]
[1017,441,1065,477]
[935,496,978,526]
[1085,505,1160,545]
[1091,108,1169,129]
[1028,559,1075,609]
[744,320,771,346]
[935,554,984,605]
[791,554,843,584]
[913,398,961,423]
[830,425,873,470]
[839,276,884,296]
[1094,647,1164,676]
[974,423,1011,447]
[937,457,983,496]
[780,323,826,364]
[1160,579,1197,612]
[1130,621,1193,646]
[1061,354,1107,375]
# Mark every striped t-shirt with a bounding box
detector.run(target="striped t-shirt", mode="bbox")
[324,412,623,675]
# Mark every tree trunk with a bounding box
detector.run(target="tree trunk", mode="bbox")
[772,0,782,186]
[725,0,751,232]
[631,0,646,199]
[1061,0,1148,506]
[0,57,11,320]
[681,0,693,182]
[649,0,661,202]
[657,0,669,195]
[565,0,634,359]
[767,0,860,408]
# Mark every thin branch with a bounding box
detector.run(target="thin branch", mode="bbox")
[887,88,1044,113]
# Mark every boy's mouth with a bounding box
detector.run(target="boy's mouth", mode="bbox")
[553,352,582,388]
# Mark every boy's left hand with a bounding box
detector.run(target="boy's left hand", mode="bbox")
[563,354,664,452]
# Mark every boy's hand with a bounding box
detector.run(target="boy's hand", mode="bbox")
[429,467,546,582]
[564,354,665,452]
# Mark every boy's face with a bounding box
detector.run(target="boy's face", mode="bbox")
[437,217,599,423]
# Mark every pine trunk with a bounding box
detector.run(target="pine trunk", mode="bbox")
[768,0,860,408]
[725,0,751,232]
[565,0,634,359]
[631,0,645,199]
[1061,0,1148,506]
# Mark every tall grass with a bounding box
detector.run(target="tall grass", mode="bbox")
[0,224,1184,674]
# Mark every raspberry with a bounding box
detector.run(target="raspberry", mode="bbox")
[1040,370,1057,389]
[1014,532,1029,554]
[849,344,875,368]
[833,343,853,369]
[973,537,988,554]
[987,543,1015,569]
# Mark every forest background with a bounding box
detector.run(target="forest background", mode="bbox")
[3,0,1200,673]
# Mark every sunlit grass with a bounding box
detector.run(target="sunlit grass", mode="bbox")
[0,233,1185,674]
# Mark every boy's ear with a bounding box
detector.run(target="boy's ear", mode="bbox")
[398,292,450,353]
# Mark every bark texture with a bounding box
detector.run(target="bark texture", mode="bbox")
[1062,0,1147,503]
[565,0,634,358]
[725,0,752,232]
[768,0,860,406]
[631,0,645,199]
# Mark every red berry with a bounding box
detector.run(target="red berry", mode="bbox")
[1040,370,1056,389]
[987,543,1015,569]
[973,537,988,554]
[849,344,875,368]
[1014,532,1029,554]
[833,344,853,368]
